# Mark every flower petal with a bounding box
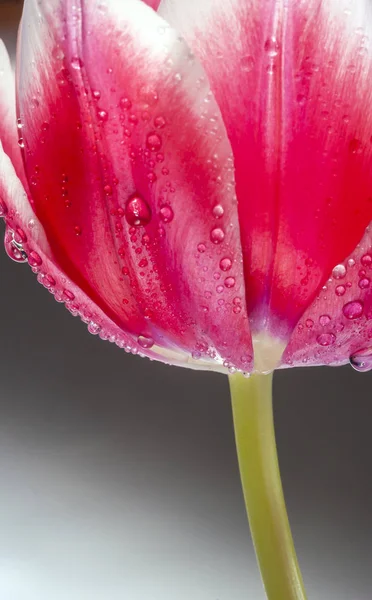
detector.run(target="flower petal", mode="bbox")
[0,40,26,185]
[283,225,372,370]
[17,0,253,372]
[159,0,372,342]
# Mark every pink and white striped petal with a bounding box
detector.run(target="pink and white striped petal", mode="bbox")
[159,0,372,346]
[283,224,372,371]
[0,40,26,185]
[16,0,253,372]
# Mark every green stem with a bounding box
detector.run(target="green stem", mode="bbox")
[229,373,307,600]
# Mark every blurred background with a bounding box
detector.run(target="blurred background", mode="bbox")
[0,2,371,599]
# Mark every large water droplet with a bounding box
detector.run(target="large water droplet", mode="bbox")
[138,334,154,349]
[28,250,43,267]
[361,253,372,268]
[212,204,224,219]
[159,205,174,223]
[210,227,225,244]
[219,257,232,271]
[332,264,346,279]
[349,347,372,372]
[343,300,364,320]
[125,194,152,227]
[317,332,336,346]
[146,132,162,152]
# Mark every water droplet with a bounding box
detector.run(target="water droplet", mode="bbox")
[97,109,108,122]
[62,289,75,302]
[18,138,25,148]
[104,184,113,196]
[125,194,152,227]
[4,237,27,262]
[348,258,356,268]
[212,204,224,219]
[349,347,372,372]
[88,321,101,335]
[317,332,336,346]
[159,205,174,223]
[332,264,346,279]
[28,250,42,267]
[197,243,206,253]
[210,227,225,244]
[216,284,224,294]
[361,253,372,268]
[264,37,279,57]
[92,90,101,100]
[154,115,166,129]
[319,314,331,326]
[71,56,84,69]
[336,285,346,296]
[224,276,235,288]
[120,97,132,110]
[305,318,314,328]
[138,334,154,349]
[359,277,370,289]
[219,257,232,271]
[343,300,364,320]
[241,55,254,72]
[74,225,82,236]
[146,132,162,152]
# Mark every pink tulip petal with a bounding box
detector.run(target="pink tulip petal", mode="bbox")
[17,0,253,371]
[0,142,197,365]
[0,40,27,186]
[283,225,372,370]
[159,0,372,341]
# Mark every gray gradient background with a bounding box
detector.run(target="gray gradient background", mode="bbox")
[0,2,371,598]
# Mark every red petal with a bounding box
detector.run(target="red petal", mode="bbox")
[17,0,253,371]
[160,0,372,342]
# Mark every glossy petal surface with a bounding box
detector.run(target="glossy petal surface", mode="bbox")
[0,40,26,185]
[16,0,253,371]
[159,0,372,341]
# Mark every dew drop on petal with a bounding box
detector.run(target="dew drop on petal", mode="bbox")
[361,253,372,268]
[28,250,43,267]
[224,276,235,288]
[210,227,225,244]
[332,264,346,279]
[97,109,108,122]
[319,314,331,326]
[159,205,174,223]
[138,334,154,349]
[125,194,152,227]
[154,115,166,129]
[317,332,336,346]
[212,204,224,219]
[219,257,232,271]
[146,132,162,152]
[335,285,346,296]
[349,347,372,372]
[359,277,370,289]
[197,243,206,253]
[342,300,364,320]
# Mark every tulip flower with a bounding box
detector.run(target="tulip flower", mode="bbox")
[1,0,372,597]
